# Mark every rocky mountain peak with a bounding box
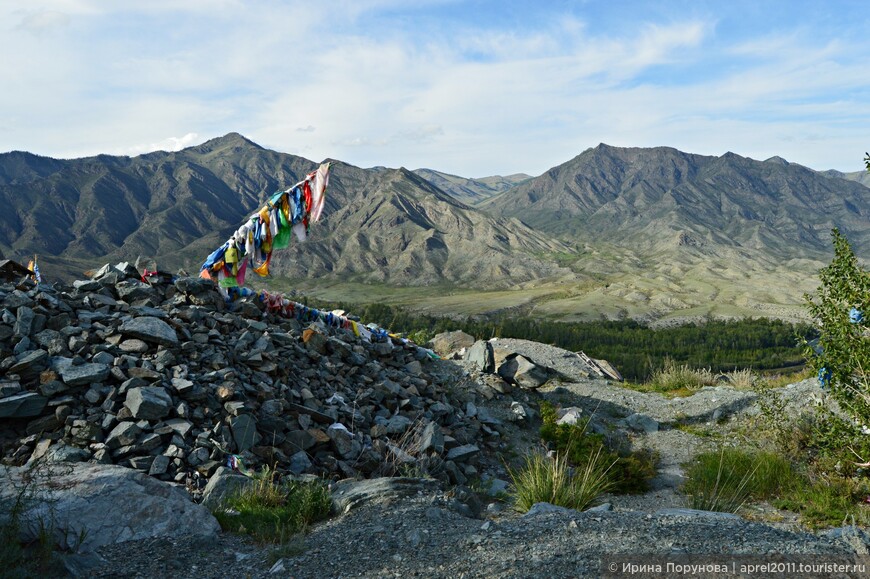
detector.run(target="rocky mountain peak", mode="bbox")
[190,132,265,155]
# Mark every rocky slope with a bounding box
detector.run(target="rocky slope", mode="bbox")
[0,263,512,486]
[2,268,870,577]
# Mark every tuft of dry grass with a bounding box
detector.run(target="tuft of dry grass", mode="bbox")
[508,448,616,513]
[647,358,717,393]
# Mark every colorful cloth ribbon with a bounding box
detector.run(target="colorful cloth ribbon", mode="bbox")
[200,163,330,286]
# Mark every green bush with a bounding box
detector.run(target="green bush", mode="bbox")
[682,448,796,513]
[804,228,870,434]
[508,448,615,513]
[539,402,658,494]
[214,468,331,544]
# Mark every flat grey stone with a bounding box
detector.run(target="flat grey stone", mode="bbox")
[119,339,149,353]
[119,316,178,347]
[585,502,613,512]
[0,392,48,418]
[446,444,480,462]
[524,502,578,517]
[125,386,172,420]
[9,349,49,376]
[60,362,110,387]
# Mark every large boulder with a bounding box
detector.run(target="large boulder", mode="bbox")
[119,316,179,347]
[466,340,495,373]
[429,330,475,356]
[0,463,220,552]
[497,354,549,389]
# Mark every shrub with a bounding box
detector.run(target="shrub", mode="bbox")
[214,468,331,544]
[508,448,615,513]
[682,448,796,513]
[804,228,870,434]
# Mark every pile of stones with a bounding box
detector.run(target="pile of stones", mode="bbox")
[0,263,512,492]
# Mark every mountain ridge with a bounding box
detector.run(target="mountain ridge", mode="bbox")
[2,133,868,322]
[0,134,575,289]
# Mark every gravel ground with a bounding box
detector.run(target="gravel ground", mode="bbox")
[72,345,869,578]
[82,493,868,579]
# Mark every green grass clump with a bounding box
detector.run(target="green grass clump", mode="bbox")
[539,402,658,494]
[214,468,331,544]
[682,448,796,513]
[773,476,870,529]
[508,448,615,513]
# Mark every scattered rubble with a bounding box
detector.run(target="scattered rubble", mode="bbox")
[0,265,529,493]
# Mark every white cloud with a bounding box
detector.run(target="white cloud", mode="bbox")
[15,10,70,33]
[0,2,868,174]
[126,133,200,156]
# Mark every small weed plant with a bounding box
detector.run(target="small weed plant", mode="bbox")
[0,460,81,578]
[725,368,756,389]
[214,466,331,545]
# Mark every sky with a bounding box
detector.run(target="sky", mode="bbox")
[1,0,869,177]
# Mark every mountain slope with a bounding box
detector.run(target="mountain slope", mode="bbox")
[819,168,870,189]
[412,168,530,206]
[272,165,573,288]
[0,134,574,287]
[482,144,870,259]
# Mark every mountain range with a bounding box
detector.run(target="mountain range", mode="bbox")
[1,133,867,323]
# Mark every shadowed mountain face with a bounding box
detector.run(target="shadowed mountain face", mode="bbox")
[481,144,870,260]
[271,166,572,288]
[0,133,573,287]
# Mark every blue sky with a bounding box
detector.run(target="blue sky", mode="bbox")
[1,0,868,177]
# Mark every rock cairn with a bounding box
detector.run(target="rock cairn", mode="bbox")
[0,263,506,491]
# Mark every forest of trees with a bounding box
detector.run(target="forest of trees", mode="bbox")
[310,300,817,382]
